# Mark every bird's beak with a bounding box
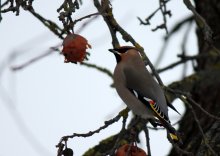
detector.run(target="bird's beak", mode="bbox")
[108,49,120,55]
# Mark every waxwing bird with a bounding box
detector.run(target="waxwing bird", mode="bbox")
[109,46,181,143]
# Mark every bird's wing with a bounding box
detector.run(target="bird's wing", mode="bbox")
[165,95,181,115]
[129,89,170,123]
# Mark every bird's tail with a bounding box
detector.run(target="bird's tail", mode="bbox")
[165,123,182,144]
[167,128,180,143]
[149,118,182,144]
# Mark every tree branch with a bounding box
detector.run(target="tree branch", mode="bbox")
[10,46,60,71]
[143,127,151,156]
[137,0,171,34]
[56,108,129,156]
[28,10,64,39]
[183,0,213,43]
[183,0,220,54]
[93,0,164,86]
[80,62,113,79]
[157,53,220,73]
[178,95,218,156]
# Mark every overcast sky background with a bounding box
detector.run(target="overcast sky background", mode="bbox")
[0,0,197,156]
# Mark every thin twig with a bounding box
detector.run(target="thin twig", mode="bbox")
[186,96,220,120]
[166,87,218,155]
[10,44,113,79]
[72,12,100,26]
[93,0,119,47]
[80,62,113,79]
[0,0,10,8]
[183,0,212,43]
[107,109,129,156]
[1,0,64,38]
[75,13,100,34]
[167,87,220,121]
[154,37,169,68]
[165,15,194,40]
[28,10,64,39]
[156,54,198,73]
[10,45,60,71]
[56,107,129,155]
[172,143,193,156]
[158,0,170,34]
[137,8,160,25]
[183,0,220,54]
[178,95,218,156]
[154,15,193,67]
[157,59,187,73]
[137,0,171,34]
[143,127,151,156]
[181,21,193,78]
[157,53,220,73]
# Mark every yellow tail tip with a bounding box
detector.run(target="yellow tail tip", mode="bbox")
[169,133,178,141]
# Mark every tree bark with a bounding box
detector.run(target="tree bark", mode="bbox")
[169,0,220,155]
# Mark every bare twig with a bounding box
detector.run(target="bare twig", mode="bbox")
[179,95,218,156]
[107,108,129,156]
[157,0,171,34]
[143,127,151,156]
[57,143,65,156]
[137,0,171,34]
[154,15,193,67]
[152,23,167,32]
[166,87,219,155]
[183,0,213,43]
[93,0,119,47]
[28,10,64,39]
[57,0,82,33]
[183,0,220,54]
[71,12,102,33]
[72,12,100,26]
[75,13,100,34]
[10,45,60,71]
[180,21,193,78]
[1,0,34,15]
[157,56,194,73]
[56,107,129,156]
[10,46,114,80]
[1,1,65,38]
[57,0,81,13]
[157,53,220,73]
[80,62,113,79]
[0,0,10,8]
[165,15,194,40]
[165,88,217,155]
[172,143,193,156]
[137,9,160,25]
[166,87,220,121]
[186,96,220,120]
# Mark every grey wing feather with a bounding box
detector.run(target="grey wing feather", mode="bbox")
[123,63,169,117]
